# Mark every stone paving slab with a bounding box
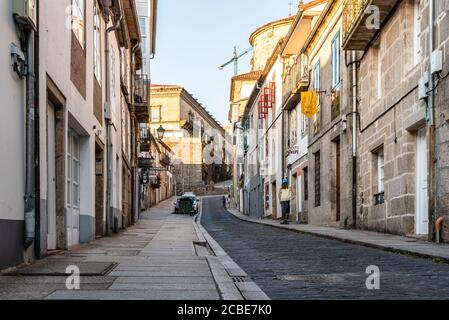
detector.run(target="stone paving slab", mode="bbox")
[0,197,228,300]
[45,289,220,300]
[7,262,117,276]
[113,276,215,284]
[228,209,449,263]
[109,282,217,291]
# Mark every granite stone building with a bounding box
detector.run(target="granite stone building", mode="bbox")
[229,0,449,243]
[149,85,228,195]
[344,0,449,240]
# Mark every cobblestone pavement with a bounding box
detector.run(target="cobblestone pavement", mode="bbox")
[0,198,220,300]
[201,196,449,300]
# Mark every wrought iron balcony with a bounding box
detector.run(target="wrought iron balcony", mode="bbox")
[140,128,151,152]
[374,192,385,206]
[160,154,171,167]
[342,0,400,50]
[134,74,150,123]
[138,152,155,168]
[150,175,161,189]
[282,54,309,104]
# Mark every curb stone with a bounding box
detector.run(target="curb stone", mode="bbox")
[193,198,270,301]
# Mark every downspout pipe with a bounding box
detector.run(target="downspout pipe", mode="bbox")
[21,27,36,249]
[352,50,358,229]
[131,41,140,223]
[105,0,123,236]
[428,0,436,241]
[33,1,41,257]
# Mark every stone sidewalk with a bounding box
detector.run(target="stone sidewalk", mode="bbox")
[0,198,226,300]
[228,209,449,263]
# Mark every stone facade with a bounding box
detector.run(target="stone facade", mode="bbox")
[302,0,355,228]
[249,17,295,72]
[150,85,227,195]
[357,0,449,240]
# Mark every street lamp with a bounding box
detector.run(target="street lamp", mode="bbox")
[157,125,165,140]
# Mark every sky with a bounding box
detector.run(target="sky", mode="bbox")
[151,0,297,125]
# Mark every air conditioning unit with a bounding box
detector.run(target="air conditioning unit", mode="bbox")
[13,0,37,31]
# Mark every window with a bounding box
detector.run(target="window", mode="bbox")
[313,61,321,133]
[331,32,340,89]
[93,2,101,82]
[314,151,321,207]
[151,106,161,122]
[303,167,308,201]
[413,0,422,65]
[72,0,85,48]
[377,150,385,193]
[374,148,385,205]
[375,47,382,99]
[289,108,298,147]
[301,112,308,134]
[331,32,341,120]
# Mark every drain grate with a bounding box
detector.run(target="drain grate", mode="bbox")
[232,276,246,283]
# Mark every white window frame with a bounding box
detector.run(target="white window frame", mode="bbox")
[93,2,102,82]
[413,0,422,65]
[72,0,85,48]
[377,150,385,193]
[331,32,340,89]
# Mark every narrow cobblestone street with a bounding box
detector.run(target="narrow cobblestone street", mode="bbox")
[201,197,449,300]
[0,198,220,300]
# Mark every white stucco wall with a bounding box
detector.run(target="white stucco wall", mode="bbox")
[38,0,123,245]
[0,1,25,221]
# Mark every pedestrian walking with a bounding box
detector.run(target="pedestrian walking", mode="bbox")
[279,178,294,225]
[226,194,231,209]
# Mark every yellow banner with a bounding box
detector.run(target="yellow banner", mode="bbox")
[301,91,318,119]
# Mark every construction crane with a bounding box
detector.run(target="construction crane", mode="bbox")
[219,46,253,76]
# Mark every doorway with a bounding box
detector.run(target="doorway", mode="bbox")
[271,182,277,219]
[296,173,302,223]
[47,101,57,250]
[416,128,429,235]
[336,140,341,222]
[66,128,81,247]
[95,142,104,237]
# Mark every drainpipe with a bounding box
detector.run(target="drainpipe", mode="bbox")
[131,41,140,223]
[428,0,436,241]
[351,51,358,229]
[33,1,41,257]
[105,1,123,236]
[20,26,36,249]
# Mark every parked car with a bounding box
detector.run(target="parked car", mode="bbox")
[174,193,199,216]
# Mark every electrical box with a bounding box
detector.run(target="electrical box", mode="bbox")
[418,72,429,100]
[13,0,37,31]
[431,50,443,74]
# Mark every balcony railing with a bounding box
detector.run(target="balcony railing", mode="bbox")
[150,175,161,189]
[342,0,400,50]
[282,54,309,104]
[138,152,154,168]
[160,154,171,167]
[140,127,151,152]
[134,74,150,123]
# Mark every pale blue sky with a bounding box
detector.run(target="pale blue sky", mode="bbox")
[151,0,297,125]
